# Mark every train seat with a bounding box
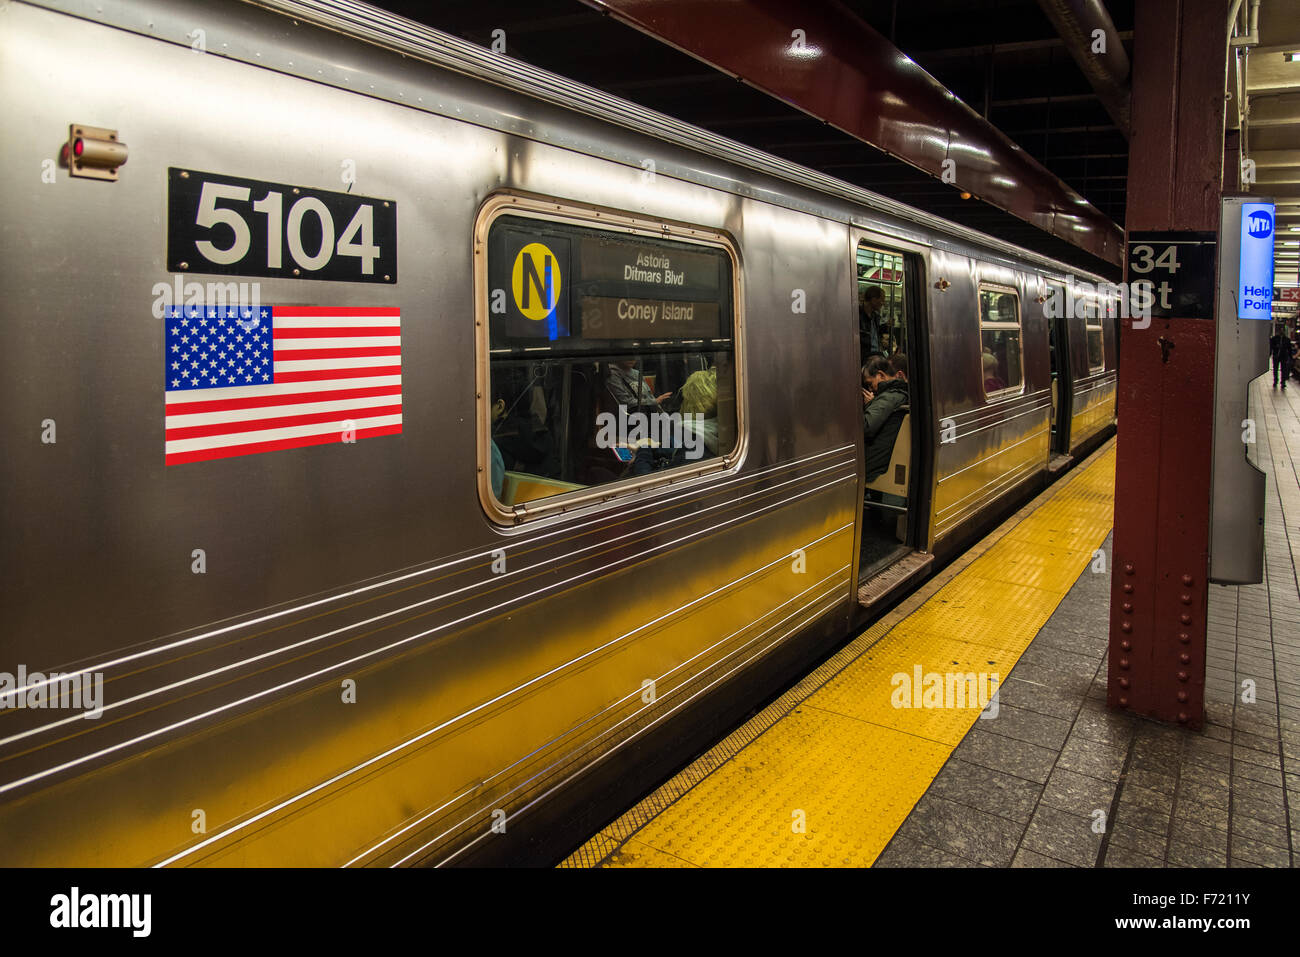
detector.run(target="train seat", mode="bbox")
[865,411,911,497]
[501,471,586,506]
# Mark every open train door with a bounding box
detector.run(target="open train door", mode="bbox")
[1046,279,1073,464]
[851,230,935,606]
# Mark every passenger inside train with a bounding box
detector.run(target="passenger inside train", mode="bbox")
[864,353,909,480]
[979,288,1023,397]
[982,352,1007,393]
[678,368,721,458]
[856,244,914,577]
[859,284,887,363]
[489,382,508,500]
[605,358,673,412]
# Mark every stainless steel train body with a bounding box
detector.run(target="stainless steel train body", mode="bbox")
[0,0,1116,865]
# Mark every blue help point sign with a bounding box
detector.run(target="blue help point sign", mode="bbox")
[1238,202,1275,320]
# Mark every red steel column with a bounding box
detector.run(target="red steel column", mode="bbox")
[1109,0,1230,728]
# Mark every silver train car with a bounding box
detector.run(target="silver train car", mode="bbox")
[0,0,1116,865]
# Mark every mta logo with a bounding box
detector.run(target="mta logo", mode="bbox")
[1247,210,1273,238]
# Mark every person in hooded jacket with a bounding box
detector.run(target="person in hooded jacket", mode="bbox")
[863,353,909,482]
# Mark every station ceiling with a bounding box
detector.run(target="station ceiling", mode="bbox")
[374,0,1298,286]
[373,0,1128,276]
[1238,0,1300,286]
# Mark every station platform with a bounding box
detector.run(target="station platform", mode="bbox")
[560,378,1300,869]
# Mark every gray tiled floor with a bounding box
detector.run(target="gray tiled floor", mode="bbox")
[876,378,1300,868]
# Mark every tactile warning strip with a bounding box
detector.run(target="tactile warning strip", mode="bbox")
[560,440,1116,868]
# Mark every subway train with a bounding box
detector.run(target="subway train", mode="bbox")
[0,0,1116,866]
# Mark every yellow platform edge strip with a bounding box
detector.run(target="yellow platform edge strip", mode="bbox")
[561,440,1117,868]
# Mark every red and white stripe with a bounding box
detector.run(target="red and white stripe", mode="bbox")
[164,307,402,466]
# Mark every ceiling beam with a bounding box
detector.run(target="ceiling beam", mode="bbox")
[582,0,1124,265]
[1035,0,1132,138]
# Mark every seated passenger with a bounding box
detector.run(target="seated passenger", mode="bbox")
[861,356,892,403]
[493,368,553,472]
[679,367,719,457]
[982,352,1006,393]
[606,358,672,412]
[863,353,909,483]
[489,388,507,500]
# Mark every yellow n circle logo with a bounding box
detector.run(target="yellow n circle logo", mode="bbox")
[511,242,562,321]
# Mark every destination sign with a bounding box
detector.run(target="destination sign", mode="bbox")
[580,295,722,340]
[487,214,732,348]
[579,238,722,294]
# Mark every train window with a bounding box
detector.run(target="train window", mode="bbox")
[477,200,740,521]
[978,285,1024,399]
[1086,304,1107,373]
[856,244,908,363]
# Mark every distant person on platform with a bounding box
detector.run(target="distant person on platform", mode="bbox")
[859,285,886,363]
[1280,335,1297,391]
[1270,328,1288,388]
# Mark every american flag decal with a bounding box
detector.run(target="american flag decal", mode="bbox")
[164,305,402,465]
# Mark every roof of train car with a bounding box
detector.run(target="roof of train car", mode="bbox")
[32,0,1116,285]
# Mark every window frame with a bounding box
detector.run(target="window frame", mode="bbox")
[855,241,910,359]
[474,192,746,526]
[977,282,1027,402]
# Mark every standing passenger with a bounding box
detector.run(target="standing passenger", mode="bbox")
[859,286,886,363]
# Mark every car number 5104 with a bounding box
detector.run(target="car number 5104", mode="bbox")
[167,168,397,284]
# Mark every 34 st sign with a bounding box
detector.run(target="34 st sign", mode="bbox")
[1125,231,1216,320]
[167,168,397,284]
